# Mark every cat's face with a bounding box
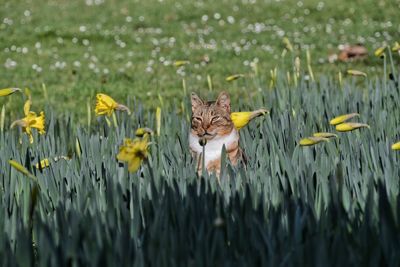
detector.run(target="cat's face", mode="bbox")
[190,91,234,140]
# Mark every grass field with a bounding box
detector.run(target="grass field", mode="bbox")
[1,0,400,115]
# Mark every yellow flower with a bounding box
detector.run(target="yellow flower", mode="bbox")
[313,132,338,138]
[374,46,386,57]
[11,100,46,143]
[95,93,130,116]
[392,42,400,52]
[34,156,70,169]
[35,158,50,169]
[329,113,359,126]
[299,136,329,146]
[117,135,150,172]
[335,122,370,132]
[392,142,400,150]
[347,69,367,77]
[135,127,153,137]
[231,108,269,130]
[0,87,21,97]
[225,74,245,82]
[173,60,190,67]
[282,37,293,52]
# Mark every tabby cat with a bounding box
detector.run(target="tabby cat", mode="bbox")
[189,91,243,176]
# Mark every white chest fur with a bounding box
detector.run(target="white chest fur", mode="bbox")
[189,129,239,167]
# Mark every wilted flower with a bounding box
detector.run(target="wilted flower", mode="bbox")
[117,135,150,172]
[95,93,130,116]
[299,136,329,146]
[335,122,370,132]
[0,87,21,97]
[231,108,269,130]
[11,100,45,143]
[329,113,359,126]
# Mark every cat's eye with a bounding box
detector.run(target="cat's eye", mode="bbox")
[211,116,220,123]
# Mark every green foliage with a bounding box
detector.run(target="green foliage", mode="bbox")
[1,0,400,116]
[1,70,400,265]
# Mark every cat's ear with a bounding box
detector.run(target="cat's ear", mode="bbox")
[216,91,230,113]
[191,93,203,112]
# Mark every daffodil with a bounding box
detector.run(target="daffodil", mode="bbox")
[35,158,50,169]
[117,135,150,172]
[299,136,329,146]
[95,93,130,116]
[391,142,400,150]
[226,74,245,82]
[329,113,359,126]
[335,122,370,132]
[231,108,269,130]
[173,60,190,67]
[34,156,70,169]
[374,46,386,57]
[313,132,338,138]
[347,69,367,77]
[282,37,293,52]
[11,100,46,143]
[392,42,400,52]
[135,127,153,137]
[0,87,21,97]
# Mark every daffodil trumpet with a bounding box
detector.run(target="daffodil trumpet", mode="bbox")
[95,93,131,116]
[231,108,269,130]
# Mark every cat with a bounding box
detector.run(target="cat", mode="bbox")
[189,91,243,176]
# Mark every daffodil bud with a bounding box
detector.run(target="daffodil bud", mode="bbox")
[329,113,359,125]
[335,122,370,132]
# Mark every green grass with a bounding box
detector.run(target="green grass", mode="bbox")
[1,0,400,117]
[1,71,400,265]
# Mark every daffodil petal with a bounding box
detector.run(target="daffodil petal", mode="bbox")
[128,157,142,172]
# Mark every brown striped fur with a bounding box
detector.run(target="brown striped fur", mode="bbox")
[189,91,243,177]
